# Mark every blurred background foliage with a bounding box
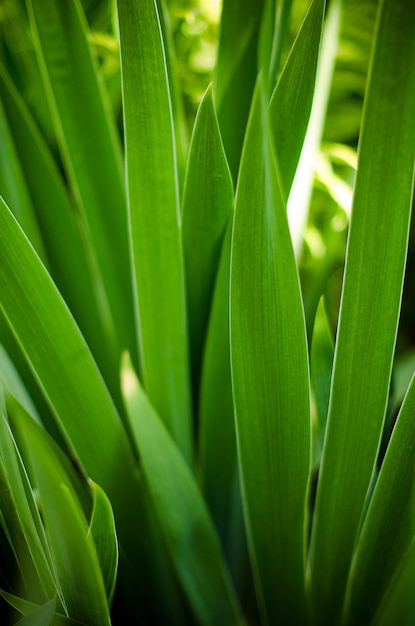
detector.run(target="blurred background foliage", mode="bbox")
[0,0,413,375]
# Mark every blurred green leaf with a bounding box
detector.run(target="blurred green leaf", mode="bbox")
[214,0,265,180]
[344,372,415,625]
[0,95,46,262]
[269,0,326,200]
[0,344,40,422]
[371,538,415,626]
[0,589,87,624]
[155,0,189,187]
[15,596,56,626]
[87,481,118,604]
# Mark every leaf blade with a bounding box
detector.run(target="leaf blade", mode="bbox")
[309,0,415,621]
[28,0,135,358]
[183,85,233,388]
[122,356,245,626]
[117,0,192,462]
[230,79,310,625]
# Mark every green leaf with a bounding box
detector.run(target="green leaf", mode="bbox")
[0,590,39,617]
[0,391,55,603]
[310,298,333,467]
[199,225,249,595]
[28,0,135,359]
[214,0,265,180]
[258,0,276,94]
[15,596,56,626]
[269,0,326,199]
[183,85,233,389]
[154,0,189,188]
[121,355,245,626]
[286,0,341,259]
[309,0,415,622]
[117,0,192,463]
[0,196,180,623]
[87,481,118,604]
[268,0,294,88]
[0,67,123,406]
[0,195,135,492]
[230,79,310,625]
[0,344,40,422]
[0,95,46,262]
[371,538,415,626]
[10,405,110,625]
[344,372,415,625]
[0,590,87,624]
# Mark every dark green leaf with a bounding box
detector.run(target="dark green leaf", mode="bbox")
[87,481,118,604]
[122,356,245,626]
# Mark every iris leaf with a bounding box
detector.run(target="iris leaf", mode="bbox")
[309,0,415,622]
[230,79,310,625]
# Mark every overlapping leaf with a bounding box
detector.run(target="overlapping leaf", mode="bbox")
[122,356,244,626]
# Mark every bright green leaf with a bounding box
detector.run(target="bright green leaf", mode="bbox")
[230,79,310,625]
[0,67,123,407]
[0,196,180,623]
[309,0,415,622]
[183,85,233,389]
[117,0,192,463]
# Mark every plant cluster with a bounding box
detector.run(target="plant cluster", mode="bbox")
[0,0,414,624]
